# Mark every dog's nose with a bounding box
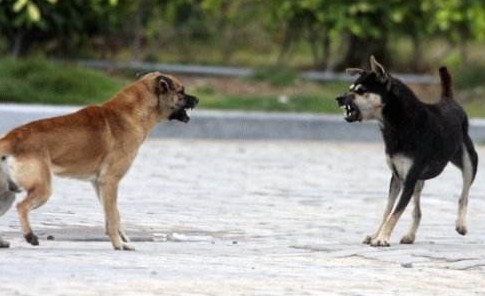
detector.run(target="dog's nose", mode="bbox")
[185,95,199,108]
[336,95,346,106]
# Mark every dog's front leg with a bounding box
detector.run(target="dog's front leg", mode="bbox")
[400,181,424,244]
[371,175,419,247]
[92,180,130,243]
[363,174,401,244]
[98,179,134,251]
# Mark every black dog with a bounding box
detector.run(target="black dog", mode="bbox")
[336,56,478,247]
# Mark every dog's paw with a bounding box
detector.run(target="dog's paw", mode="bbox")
[455,224,468,236]
[400,234,415,244]
[370,238,390,247]
[0,238,10,248]
[114,243,135,251]
[362,235,374,244]
[24,232,39,246]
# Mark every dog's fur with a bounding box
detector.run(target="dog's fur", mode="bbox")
[0,168,16,248]
[0,72,198,250]
[336,56,478,247]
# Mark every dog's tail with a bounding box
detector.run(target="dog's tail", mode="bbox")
[439,66,453,100]
[0,139,16,217]
[0,138,18,192]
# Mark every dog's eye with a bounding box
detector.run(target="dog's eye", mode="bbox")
[354,87,366,95]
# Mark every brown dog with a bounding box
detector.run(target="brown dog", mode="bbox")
[0,72,198,250]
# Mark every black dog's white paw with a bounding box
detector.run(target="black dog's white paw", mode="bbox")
[362,235,374,244]
[370,238,390,247]
[400,234,415,244]
[455,224,467,236]
[114,243,135,251]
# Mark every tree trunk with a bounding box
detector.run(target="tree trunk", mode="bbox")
[277,21,298,66]
[336,8,389,70]
[320,29,331,70]
[337,32,389,69]
[307,24,321,67]
[132,0,147,61]
[220,17,237,64]
[411,34,422,72]
[11,30,25,58]
[460,40,468,65]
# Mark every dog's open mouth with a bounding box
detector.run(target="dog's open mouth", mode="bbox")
[169,95,199,123]
[336,95,360,123]
[341,103,361,122]
[169,107,192,123]
[339,102,361,122]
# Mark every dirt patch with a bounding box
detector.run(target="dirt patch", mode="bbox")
[180,75,339,96]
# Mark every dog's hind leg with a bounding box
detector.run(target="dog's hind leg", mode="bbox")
[400,180,424,244]
[452,139,478,236]
[17,182,51,246]
[363,174,401,244]
[17,180,52,246]
[12,157,52,246]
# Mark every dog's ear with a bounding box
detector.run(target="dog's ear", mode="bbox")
[346,68,365,76]
[370,55,392,91]
[136,72,149,79]
[157,75,174,94]
[369,55,388,81]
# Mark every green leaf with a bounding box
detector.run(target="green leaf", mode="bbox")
[27,3,41,22]
[13,0,28,12]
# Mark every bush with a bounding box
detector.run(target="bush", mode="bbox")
[249,67,299,87]
[453,65,485,90]
[0,57,126,105]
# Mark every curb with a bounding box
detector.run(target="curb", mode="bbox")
[1,103,485,142]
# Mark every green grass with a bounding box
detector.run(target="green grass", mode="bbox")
[3,57,485,118]
[0,58,126,105]
[249,67,299,87]
[0,57,345,114]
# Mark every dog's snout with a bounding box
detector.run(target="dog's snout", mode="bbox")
[185,94,199,108]
[336,95,346,106]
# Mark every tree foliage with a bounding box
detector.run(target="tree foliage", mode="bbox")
[1,0,484,69]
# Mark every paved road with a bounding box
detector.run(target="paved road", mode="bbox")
[4,103,485,142]
[0,140,484,295]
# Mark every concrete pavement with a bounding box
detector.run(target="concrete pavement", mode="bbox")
[0,140,484,295]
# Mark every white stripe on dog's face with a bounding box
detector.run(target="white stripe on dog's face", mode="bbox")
[353,92,384,121]
[346,83,385,121]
